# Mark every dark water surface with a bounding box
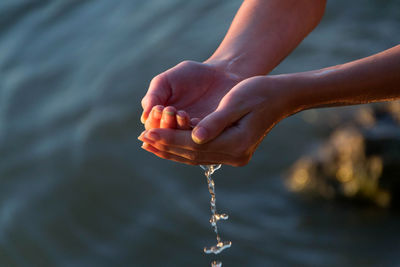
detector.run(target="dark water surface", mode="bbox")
[1,0,400,266]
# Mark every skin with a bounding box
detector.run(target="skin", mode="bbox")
[139,0,326,157]
[140,0,326,124]
[142,105,192,151]
[139,45,400,166]
[139,0,400,166]
[144,105,191,130]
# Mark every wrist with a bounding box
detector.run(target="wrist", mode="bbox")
[204,56,252,81]
[261,74,308,118]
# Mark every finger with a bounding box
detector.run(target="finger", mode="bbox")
[141,138,240,164]
[145,105,163,130]
[192,106,248,144]
[138,127,242,154]
[141,74,171,123]
[160,106,177,128]
[138,129,205,151]
[177,110,191,130]
[141,142,230,165]
[141,143,199,165]
[138,123,251,166]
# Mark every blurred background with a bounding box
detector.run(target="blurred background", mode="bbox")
[1,0,400,266]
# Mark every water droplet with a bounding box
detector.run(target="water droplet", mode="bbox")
[204,241,232,254]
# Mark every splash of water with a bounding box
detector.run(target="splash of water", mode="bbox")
[200,164,232,267]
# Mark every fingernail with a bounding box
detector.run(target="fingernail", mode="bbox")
[145,131,159,141]
[192,126,207,144]
[140,113,145,124]
[177,110,186,118]
[161,107,176,126]
[164,110,175,116]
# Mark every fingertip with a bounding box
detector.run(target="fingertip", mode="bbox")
[176,110,186,118]
[160,106,177,128]
[152,105,164,120]
[177,110,190,130]
[192,126,208,144]
[142,142,159,153]
[144,108,156,130]
[140,113,146,124]
[141,109,150,123]
[145,105,165,130]
[141,105,153,124]
[138,131,146,141]
[163,106,177,115]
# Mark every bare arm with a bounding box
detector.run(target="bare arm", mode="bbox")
[141,0,326,123]
[206,0,326,78]
[139,45,400,166]
[285,44,400,112]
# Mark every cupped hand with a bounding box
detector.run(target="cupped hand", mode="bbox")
[141,60,243,127]
[139,75,296,166]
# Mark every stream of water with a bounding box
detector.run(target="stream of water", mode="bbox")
[201,165,232,267]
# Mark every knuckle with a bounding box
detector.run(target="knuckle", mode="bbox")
[150,74,163,85]
[153,130,171,145]
[157,143,169,152]
[141,97,147,109]
[178,60,195,68]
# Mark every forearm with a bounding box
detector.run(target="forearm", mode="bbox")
[281,45,400,113]
[206,0,326,79]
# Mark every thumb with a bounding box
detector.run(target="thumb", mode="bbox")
[192,105,247,144]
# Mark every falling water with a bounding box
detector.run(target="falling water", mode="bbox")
[200,165,232,267]
[211,260,222,267]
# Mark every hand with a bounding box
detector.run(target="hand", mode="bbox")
[139,76,295,166]
[141,60,243,126]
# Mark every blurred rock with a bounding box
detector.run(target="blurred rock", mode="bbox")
[287,101,400,208]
